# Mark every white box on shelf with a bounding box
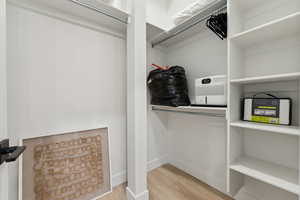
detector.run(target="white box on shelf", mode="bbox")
[195,75,227,106]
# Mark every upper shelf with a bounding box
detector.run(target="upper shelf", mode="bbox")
[151,105,227,117]
[229,12,300,47]
[151,0,227,47]
[8,0,129,35]
[230,72,300,85]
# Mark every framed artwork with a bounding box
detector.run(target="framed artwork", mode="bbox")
[19,128,112,200]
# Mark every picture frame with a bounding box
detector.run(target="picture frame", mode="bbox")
[18,127,112,200]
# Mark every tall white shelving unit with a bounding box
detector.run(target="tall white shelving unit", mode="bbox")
[227,0,300,199]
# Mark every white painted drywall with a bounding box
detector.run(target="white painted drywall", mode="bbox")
[165,30,228,193]
[166,30,228,103]
[146,0,173,30]
[0,0,8,200]
[147,44,169,166]
[7,4,127,200]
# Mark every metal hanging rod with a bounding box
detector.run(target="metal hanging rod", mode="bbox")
[151,106,226,118]
[68,0,128,24]
[152,4,227,47]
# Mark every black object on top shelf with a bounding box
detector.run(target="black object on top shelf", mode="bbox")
[147,66,191,107]
[0,139,26,165]
[206,13,227,40]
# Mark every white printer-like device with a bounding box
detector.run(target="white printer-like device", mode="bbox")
[194,75,227,106]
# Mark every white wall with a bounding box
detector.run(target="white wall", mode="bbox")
[166,30,228,103]
[0,1,8,200]
[146,44,170,168]
[165,30,228,193]
[7,5,127,200]
[146,0,172,30]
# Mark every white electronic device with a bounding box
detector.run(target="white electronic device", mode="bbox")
[194,75,227,106]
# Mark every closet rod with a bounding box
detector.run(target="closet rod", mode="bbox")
[152,5,227,47]
[152,108,226,118]
[68,0,128,24]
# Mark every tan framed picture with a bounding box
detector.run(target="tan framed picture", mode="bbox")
[19,127,112,200]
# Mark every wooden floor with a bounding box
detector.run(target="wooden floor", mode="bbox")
[99,164,233,200]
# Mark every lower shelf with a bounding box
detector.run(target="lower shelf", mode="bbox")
[230,156,300,195]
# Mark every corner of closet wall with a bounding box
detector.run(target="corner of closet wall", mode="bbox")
[228,0,300,199]
[146,40,170,170]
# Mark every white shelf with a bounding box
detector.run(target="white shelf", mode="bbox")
[151,105,227,116]
[230,121,300,137]
[8,0,129,35]
[230,12,300,47]
[151,0,227,47]
[230,156,300,195]
[230,72,300,85]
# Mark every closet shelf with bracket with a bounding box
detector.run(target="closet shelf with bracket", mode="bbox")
[150,0,227,48]
[8,0,129,35]
[229,12,300,47]
[150,105,227,117]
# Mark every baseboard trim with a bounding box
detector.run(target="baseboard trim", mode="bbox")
[147,156,168,171]
[126,187,149,200]
[112,171,127,187]
[112,156,168,187]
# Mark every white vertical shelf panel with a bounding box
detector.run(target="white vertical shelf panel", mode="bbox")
[126,0,149,199]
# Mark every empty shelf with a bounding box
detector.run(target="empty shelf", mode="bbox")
[230,72,300,84]
[230,12,300,47]
[151,105,227,116]
[230,121,300,136]
[230,156,300,195]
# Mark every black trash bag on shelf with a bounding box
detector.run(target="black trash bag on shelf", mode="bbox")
[147,66,191,107]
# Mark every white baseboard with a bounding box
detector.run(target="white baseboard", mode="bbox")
[126,187,149,200]
[147,156,168,171]
[112,171,127,187]
[170,159,226,193]
[112,156,168,187]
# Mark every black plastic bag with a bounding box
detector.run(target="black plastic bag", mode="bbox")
[147,66,191,107]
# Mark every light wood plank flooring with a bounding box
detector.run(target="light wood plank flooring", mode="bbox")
[99,164,233,200]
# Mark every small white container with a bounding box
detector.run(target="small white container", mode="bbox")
[195,75,227,106]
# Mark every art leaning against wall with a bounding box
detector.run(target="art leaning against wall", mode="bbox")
[19,128,111,200]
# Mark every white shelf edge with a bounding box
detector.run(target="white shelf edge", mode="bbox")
[8,0,129,36]
[230,121,300,136]
[150,0,227,47]
[229,11,300,41]
[150,105,227,116]
[230,72,300,84]
[230,156,300,195]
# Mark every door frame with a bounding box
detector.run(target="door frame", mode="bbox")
[0,0,8,199]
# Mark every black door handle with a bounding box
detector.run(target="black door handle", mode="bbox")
[0,139,26,165]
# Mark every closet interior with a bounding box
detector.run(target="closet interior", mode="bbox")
[1,0,300,200]
[147,0,300,200]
